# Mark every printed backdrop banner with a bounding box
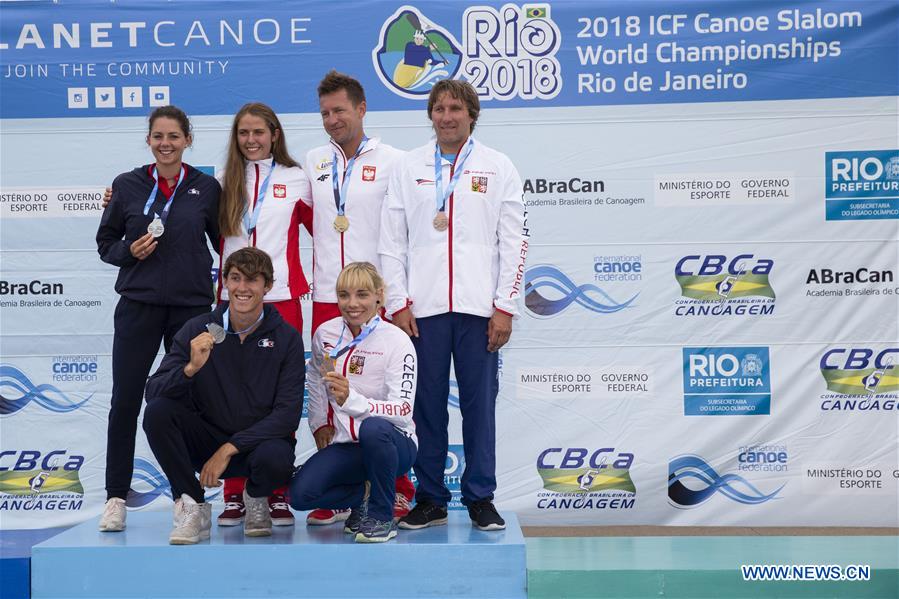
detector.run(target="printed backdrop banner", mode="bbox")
[1,0,897,529]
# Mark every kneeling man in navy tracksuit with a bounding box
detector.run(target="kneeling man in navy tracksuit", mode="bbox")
[143,247,305,544]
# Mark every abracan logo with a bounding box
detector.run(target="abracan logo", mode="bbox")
[683,347,771,416]
[536,447,636,510]
[0,449,85,512]
[373,4,561,101]
[524,264,638,317]
[825,150,899,221]
[668,454,783,508]
[819,347,898,411]
[674,253,775,316]
[0,363,91,415]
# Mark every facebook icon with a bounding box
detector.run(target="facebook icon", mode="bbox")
[122,87,143,108]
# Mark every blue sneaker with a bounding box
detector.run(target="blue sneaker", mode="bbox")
[344,480,370,534]
[354,516,398,543]
[344,505,368,534]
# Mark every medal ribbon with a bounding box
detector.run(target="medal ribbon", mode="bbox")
[243,161,277,235]
[221,306,265,336]
[143,165,186,223]
[328,315,380,360]
[331,136,369,218]
[434,138,474,213]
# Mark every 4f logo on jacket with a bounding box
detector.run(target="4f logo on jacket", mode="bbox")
[258,339,274,348]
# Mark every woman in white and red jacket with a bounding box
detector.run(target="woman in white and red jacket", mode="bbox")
[216,102,313,528]
[290,262,417,543]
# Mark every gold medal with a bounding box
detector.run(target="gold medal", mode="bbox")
[433,212,448,231]
[333,215,349,233]
[320,355,336,375]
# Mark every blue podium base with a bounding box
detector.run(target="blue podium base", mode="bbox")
[31,510,526,598]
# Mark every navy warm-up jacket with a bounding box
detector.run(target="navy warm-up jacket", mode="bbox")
[96,164,221,307]
[144,303,305,453]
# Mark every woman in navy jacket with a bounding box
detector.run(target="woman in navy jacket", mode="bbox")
[96,105,220,532]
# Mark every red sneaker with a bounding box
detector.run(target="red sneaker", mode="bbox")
[306,508,350,526]
[217,493,245,526]
[268,493,295,526]
[393,492,412,520]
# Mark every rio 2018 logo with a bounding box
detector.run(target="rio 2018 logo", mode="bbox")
[373,4,561,101]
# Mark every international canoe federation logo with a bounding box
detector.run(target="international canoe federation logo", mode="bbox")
[668,454,783,508]
[373,6,463,99]
[373,4,562,101]
[0,363,91,415]
[524,264,638,318]
[127,457,221,508]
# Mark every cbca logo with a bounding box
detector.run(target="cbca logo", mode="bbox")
[373,4,562,101]
[825,150,899,221]
[683,347,771,416]
[536,448,636,510]
[410,444,466,509]
[0,449,85,512]
[819,347,898,411]
[524,264,638,318]
[372,6,463,98]
[127,457,221,508]
[674,254,775,317]
[668,454,783,508]
[0,363,91,415]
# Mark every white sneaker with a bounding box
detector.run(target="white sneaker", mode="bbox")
[243,489,272,537]
[169,494,211,545]
[173,497,185,527]
[98,497,126,532]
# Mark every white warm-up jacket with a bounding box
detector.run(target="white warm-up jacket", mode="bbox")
[379,138,528,319]
[307,316,417,447]
[302,138,403,303]
[219,157,312,301]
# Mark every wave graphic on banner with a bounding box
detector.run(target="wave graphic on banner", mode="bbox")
[524,265,638,316]
[127,457,221,508]
[668,454,782,507]
[0,364,92,415]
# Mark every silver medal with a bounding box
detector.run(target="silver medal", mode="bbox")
[147,218,165,238]
[205,322,226,344]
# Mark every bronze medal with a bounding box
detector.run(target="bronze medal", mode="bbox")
[433,212,448,232]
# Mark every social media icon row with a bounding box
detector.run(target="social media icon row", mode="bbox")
[67,86,170,109]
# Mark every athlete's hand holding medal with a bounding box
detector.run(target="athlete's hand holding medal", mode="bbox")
[183,330,217,378]
[130,232,158,260]
[320,356,350,406]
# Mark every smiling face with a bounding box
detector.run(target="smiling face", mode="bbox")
[430,92,473,153]
[146,116,191,169]
[236,113,278,162]
[337,285,381,332]
[224,268,271,321]
[319,89,366,155]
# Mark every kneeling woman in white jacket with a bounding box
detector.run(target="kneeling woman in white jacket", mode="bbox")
[290,262,417,543]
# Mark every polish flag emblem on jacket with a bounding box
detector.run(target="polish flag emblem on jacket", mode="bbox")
[362,166,376,182]
[273,184,287,198]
